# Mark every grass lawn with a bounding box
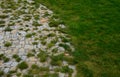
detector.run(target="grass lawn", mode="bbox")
[35,0,120,77]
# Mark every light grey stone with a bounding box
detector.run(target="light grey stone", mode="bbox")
[11,62,18,67]
[4,68,10,73]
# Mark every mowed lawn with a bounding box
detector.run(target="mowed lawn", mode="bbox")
[35,0,120,77]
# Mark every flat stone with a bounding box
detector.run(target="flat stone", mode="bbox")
[28,57,37,62]
[11,62,18,67]
[21,55,27,60]
[59,72,65,77]
[18,50,26,56]
[0,35,3,40]
[11,30,17,34]
[24,45,33,49]
[17,45,21,48]
[58,47,65,52]
[4,68,10,73]
[5,50,12,54]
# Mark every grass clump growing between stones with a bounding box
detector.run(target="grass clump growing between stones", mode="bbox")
[32,21,42,27]
[16,73,21,76]
[17,61,28,70]
[54,67,61,72]
[28,64,40,74]
[41,40,46,45]
[4,27,12,32]
[49,73,59,77]
[34,37,39,40]
[52,48,58,53]
[49,20,64,27]
[0,54,4,60]
[28,68,40,74]
[0,54,10,62]
[19,28,23,30]
[0,24,5,27]
[0,15,9,19]
[0,21,5,24]
[23,15,31,21]
[60,66,73,74]
[3,9,12,13]
[8,70,16,74]
[0,71,4,76]
[32,42,38,45]
[28,66,49,74]
[3,57,10,62]
[50,54,64,66]
[64,56,77,65]
[39,67,49,71]
[23,74,33,77]
[43,12,50,17]
[12,54,21,62]
[24,28,30,32]
[34,15,40,20]
[27,53,34,57]
[25,33,35,38]
[47,42,54,48]
[8,22,15,26]
[31,64,39,69]
[59,43,71,51]
[49,20,59,27]
[4,42,12,47]
[37,51,47,62]
[47,33,56,37]
[61,36,70,42]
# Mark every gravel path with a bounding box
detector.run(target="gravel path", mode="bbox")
[0,0,76,77]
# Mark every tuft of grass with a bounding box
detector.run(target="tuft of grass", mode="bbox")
[3,9,12,13]
[0,15,9,19]
[31,64,39,69]
[39,67,49,71]
[12,54,21,62]
[0,21,5,24]
[60,66,73,74]
[59,43,71,51]
[17,61,28,70]
[50,54,64,66]
[0,25,5,27]
[4,42,12,47]
[49,20,60,27]
[23,15,31,21]
[27,53,34,57]
[49,73,59,77]
[4,27,12,32]
[0,54,10,62]
[23,74,33,77]
[37,51,47,62]
[25,33,33,38]
[8,22,15,26]
[32,21,42,27]
[34,15,40,20]
[3,57,10,62]
[0,71,4,76]
[32,42,38,45]
[47,33,56,37]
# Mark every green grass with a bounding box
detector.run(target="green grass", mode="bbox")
[4,27,12,32]
[4,42,12,47]
[35,0,120,77]
[17,62,28,70]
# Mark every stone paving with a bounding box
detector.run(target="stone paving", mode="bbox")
[0,0,76,77]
